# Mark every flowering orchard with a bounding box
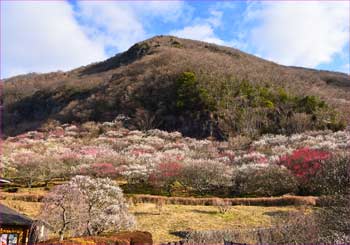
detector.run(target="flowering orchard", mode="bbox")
[1,120,349,196]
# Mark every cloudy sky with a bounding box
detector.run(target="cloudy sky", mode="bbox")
[1,1,349,78]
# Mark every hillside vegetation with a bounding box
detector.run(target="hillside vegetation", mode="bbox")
[2,120,349,197]
[3,36,350,138]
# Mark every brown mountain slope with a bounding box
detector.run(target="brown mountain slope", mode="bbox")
[2,35,350,138]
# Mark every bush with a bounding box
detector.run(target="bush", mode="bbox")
[316,194,350,243]
[4,187,18,193]
[175,72,215,112]
[278,147,331,194]
[309,153,350,195]
[213,198,231,214]
[179,160,233,195]
[169,180,188,197]
[217,80,344,137]
[270,210,320,244]
[148,162,183,193]
[233,165,298,197]
[79,162,118,178]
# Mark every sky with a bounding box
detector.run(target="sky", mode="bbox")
[1,1,349,79]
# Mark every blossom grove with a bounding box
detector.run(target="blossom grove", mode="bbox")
[1,120,350,196]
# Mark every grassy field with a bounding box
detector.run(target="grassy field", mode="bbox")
[130,203,306,243]
[0,195,308,244]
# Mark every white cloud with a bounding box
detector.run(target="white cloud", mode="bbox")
[246,1,350,67]
[75,2,146,53]
[1,1,106,78]
[169,10,225,45]
[170,24,225,45]
[342,63,350,74]
[1,1,189,78]
[76,1,187,52]
[131,1,188,23]
[206,10,223,28]
[75,1,190,53]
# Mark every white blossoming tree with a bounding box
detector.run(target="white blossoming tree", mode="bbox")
[40,176,135,241]
[40,183,83,241]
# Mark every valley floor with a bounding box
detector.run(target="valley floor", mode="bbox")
[0,190,311,244]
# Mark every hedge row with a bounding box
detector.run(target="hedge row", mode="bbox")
[0,192,44,202]
[1,192,318,206]
[131,194,317,206]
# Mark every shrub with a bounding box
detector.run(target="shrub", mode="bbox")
[4,187,18,193]
[278,147,331,194]
[155,198,165,214]
[180,160,233,195]
[309,153,350,195]
[169,180,188,197]
[148,162,183,193]
[316,194,350,243]
[233,165,298,197]
[175,71,215,112]
[213,198,231,214]
[270,210,320,244]
[10,153,45,188]
[79,163,118,178]
[216,80,343,136]
[171,40,183,48]
[278,147,331,181]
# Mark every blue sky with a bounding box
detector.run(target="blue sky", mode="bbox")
[1,1,349,78]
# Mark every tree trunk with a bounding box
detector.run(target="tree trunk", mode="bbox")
[86,204,93,236]
[59,231,64,242]
[59,206,67,242]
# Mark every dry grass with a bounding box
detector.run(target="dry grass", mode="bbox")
[132,194,317,206]
[130,203,308,243]
[0,190,44,202]
[0,197,309,244]
[0,199,42,218]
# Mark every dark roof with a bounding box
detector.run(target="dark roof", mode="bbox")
[0,204,33,226]
[0,178,11,184]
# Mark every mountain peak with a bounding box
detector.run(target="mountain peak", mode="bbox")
[80,35,246,76]
[3,36,350,138]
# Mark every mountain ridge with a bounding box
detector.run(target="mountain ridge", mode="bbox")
[2,35,350,138]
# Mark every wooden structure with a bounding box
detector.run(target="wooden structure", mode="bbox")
[0,179,11,185]
[0,204,33,245]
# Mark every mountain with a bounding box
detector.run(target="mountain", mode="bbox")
[2,35,350,139]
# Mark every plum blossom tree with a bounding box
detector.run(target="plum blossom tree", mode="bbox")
[180,160,233,195]
[148,161,183,192]
[39,176,135,240]
[278,147,331,181]
[315,154,350,242]
[79,162,118,178]
[12,153,44,188]
[40,183,82,241]
[71,176,135,236]
[278,147,331,194]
